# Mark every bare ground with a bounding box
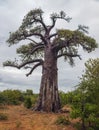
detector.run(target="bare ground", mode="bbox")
[0,105,78,130]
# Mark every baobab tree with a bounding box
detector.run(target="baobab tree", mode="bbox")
[3,9,97,112]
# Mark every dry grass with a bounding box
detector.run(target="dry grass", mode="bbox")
[0,105,77,130]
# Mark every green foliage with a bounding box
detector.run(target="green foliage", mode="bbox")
[16,43,44,61]
[17,44,33,55]
[70,58,99,130]
[0,113,8,120]
[59,91,68,107]
[58,29,74,40]
[30,94,38,105]
[25,89,33,95]
[55,115,70,125]
[24,97,32,109]
[0,89,38,107]
[21,8,44,29]
[73,122,82,130]
[57,29,97,51]
[0,90,24,105]
[59,91,74,107]
[0,93,7,104]
[23,89,38,107]
[7,8,44,45]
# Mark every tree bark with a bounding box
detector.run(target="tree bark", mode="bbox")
[34,44,61,112]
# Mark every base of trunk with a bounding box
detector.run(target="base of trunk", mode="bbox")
[33,98,61,113]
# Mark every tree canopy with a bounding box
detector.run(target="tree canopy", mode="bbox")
[3,8,98,74]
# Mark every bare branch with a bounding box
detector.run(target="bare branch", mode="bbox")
[19,59,43,68]
[29,43,44,55]
[49,11,72,32]
[23,31,44,41]
[22,31,47,45]
[24,66,32,69]
[48,33,57,39]
[26,62,42,77]
[57,53,82,60]
[3,59,43,69]
[77,25,89,34]
[48,18,56,32]
[53,16,72,22]
[26,38,38,44]
[33,17,47,32]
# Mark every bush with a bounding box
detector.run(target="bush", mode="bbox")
[55,115,70,125]
[59,91,75,107]
[0,90,24,105]
[0,92,7,104]
[59,91,68,107]
[31,94,38,105]
[24,97,32,109]
[0,89,39,107]
[25,89,33,95]
[73,122,82,130]
[0,113,8,120]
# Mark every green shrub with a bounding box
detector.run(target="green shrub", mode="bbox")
[24,97,32,109]
[0,113,8,120]
[59,91,75,107]
[73,122,82,130]
[1,90,24,105]
[0,92,7,104]
[55,115,70,125]
[87,127,94,130]
[59,91,68,107]
[25,89,33,95]
[31,94,38,105]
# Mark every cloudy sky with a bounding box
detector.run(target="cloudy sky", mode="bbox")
[0,0,99,93]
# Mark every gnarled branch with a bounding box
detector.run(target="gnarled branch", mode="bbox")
[49,11,72,32]
[48,33,57,39]
[26,38,38,44]
[33,17,47,32]
[3,59,43,69]
[23,31,46,43]
[48,18,56,32]
[29,44,44,55]
[26,62,42,77]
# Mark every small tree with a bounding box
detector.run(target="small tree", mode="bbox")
[71,58,99,130]
[3,8,97,112]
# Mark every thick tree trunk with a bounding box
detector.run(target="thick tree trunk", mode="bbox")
[34,45,61,112]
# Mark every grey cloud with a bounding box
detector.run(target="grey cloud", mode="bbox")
[59,78,78,92]
[0,77,2,82]
[0,67,42,92]
[95,0,99,2]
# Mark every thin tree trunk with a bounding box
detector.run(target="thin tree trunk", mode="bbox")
[82,118,86,130]
[81,100,86,130]
[34,45,61,112]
